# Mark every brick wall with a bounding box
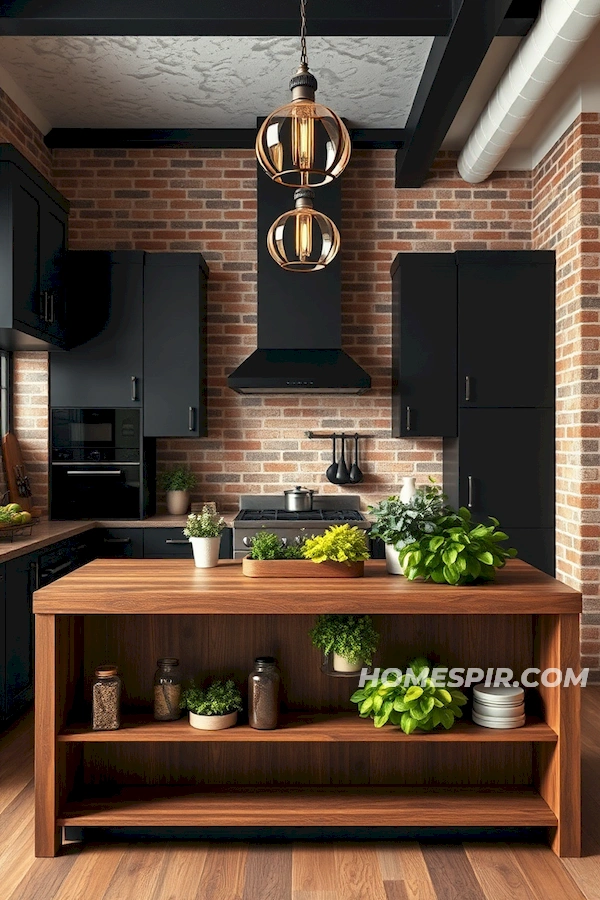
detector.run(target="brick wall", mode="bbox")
[53,147,533,513]
[533,113,600,672]
[0,86,53,183]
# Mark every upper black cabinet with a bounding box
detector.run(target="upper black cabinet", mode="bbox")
[392,253,457,437]
[50,252,144,408]
[457,251,555,408]
[143,253,207,437]
[0,145,69,351]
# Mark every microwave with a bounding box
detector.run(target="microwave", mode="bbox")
[51,409,141,463]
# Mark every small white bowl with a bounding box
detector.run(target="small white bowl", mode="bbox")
[472,710,525,729]
[473,685,525,706]
[473,701,524,719]
[188,710,238,731]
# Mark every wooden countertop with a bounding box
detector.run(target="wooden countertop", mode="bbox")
[33,558,582,615]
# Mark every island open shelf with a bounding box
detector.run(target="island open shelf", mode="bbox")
[33,559,581,858]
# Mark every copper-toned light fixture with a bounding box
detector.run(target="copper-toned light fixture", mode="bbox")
[267,188,340,273]
[256,0,351,188]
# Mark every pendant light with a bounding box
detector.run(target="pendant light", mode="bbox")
[267,188,340,273]
[256,0,351,188]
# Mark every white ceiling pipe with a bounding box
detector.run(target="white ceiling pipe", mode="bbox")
[458,0,600,183]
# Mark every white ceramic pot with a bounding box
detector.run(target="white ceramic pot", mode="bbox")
[385,543,404,575]
[166,490,190,516]
[188,710,237,731]
[332,652,363,673]
[399,476,417,504]
[189,535,221,568]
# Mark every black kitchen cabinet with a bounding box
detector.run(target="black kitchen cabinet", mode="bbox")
[51,251,144,408]
[143,254,208,437]
[144,527,232,559]
[392,253,457,437]
[0,566,5,722]
[456,251,555,408]
[500,528,555,577]
[4,552,37,719]
[97,528,144,559]
[0,145,70,350]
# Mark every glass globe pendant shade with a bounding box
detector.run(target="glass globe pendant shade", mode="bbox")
[267,188,340,273]
[256,64,351,188]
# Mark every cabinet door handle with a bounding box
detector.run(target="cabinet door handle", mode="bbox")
[165,539,189,545]
[406,406,411,432]
[48,292,55,324]
[43,560,72,578]
[131,376,138,402]
[465,376,471,402]
[30,560,40,591]
[41,291,48,322]
[467,475,474,509]
[188,406,195,432]
[66,469,122,476]
[103,537,131,544]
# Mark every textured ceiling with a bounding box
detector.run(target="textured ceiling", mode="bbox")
[0,35,433,130]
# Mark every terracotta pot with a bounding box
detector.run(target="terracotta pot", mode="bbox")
[189,535,221,568]
[166,490,190,515]
[332,653,364,673]
[188,710,237,731]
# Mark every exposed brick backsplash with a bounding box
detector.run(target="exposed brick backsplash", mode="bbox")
[1,86,600,670]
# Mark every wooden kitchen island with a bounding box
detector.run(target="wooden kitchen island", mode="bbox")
[33,559,581,858]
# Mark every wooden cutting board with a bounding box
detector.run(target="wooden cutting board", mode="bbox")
[1,432,41,516]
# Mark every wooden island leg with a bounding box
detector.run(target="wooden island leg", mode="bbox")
[35,614,60,857]
[534,613,581,857]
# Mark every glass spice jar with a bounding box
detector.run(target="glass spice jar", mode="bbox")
[92,665,122,731]
[248,656,280,730]
[153,657,182,721]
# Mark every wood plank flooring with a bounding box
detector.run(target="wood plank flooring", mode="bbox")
[4,690,600,900]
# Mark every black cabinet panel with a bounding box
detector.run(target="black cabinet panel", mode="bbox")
[0,566,5,721]
[502,528,555,577]
[39,201,68,343]
[392,253,457,437]
[51,252,144,407]
[4,553,36,715]
[451,408,555,529]
[11,171,41,331]
[98,528,144,559]
[144,528,193,558]
[457,251,555,408]
[143,254,207,437]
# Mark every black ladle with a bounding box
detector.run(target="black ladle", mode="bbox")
[335,433,350,484]
[326,435,339,484]
[349,434,363,484]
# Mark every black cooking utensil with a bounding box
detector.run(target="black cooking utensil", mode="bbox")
[335,433,350,484]
[326,435,339,484]
[349,434,363,484]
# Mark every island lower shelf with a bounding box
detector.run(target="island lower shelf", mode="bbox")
[57,785,558,828]
[58,713,558,743]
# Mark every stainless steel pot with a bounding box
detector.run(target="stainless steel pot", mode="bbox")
[284,485,316,512]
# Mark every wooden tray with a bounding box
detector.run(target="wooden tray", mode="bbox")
[242,557,364,578]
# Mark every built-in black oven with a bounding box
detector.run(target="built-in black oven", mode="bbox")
[51,409,146,519]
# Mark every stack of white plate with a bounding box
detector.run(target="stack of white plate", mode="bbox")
[472,685,525,729]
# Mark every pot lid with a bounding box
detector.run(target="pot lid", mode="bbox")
[284,485,314,495]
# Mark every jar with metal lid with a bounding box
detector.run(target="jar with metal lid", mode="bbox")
[92,665,122,731]
[153,657,182,721]
[248,656,280,730]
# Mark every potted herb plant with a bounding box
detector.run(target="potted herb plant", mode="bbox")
[310,614,379,673]
[369,479,448,575]
[184,505,226,568]
[242,524,370,578]
[398,507,517,585]
[351,657,468,733]
[160,466,197,516]
[180,679,243,731]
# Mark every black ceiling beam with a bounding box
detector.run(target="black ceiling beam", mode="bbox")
[44,128,405,151]
[0,0,453,37]
[498,0,541,35]
[395,0,516,189]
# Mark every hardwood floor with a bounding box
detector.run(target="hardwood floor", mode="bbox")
[3,691,600,900]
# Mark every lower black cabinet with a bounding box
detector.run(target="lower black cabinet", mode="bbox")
[144,528,193,559]
[4,552,37,720]
[98,529,144,559]
[501,529,555,577]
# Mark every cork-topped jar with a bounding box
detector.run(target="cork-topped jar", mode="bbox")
[153,658,182,721]
[92,665,122,731]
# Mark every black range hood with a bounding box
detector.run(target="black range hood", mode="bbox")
[227,166,371,395]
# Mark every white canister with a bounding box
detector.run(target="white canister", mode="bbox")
[385,543,404,575]
[332,652,363,673]
[400,476,417,504]
[189,535,221,568]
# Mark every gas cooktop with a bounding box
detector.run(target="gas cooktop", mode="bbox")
[235,509,365,523]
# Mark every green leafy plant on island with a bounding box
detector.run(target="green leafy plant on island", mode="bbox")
[351,657,468,733]
[183,505,227,538]
[247,530,305,560]
[398,507,517,586]
[180,679,243,717]
[368,478,448,550]
[309,614,379,666]
[302,524,370,565]
[159,466,197,493]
